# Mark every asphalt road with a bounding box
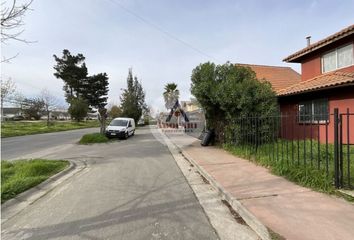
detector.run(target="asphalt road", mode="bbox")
[1,127,218,240]
[1,128,99,160]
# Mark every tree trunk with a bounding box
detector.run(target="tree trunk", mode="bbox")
[1,100,3,122]
[100,115,106,134]
[47,109,50,127]
[99,108,107,134]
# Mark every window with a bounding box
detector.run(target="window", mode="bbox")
[322,43,354,73]
[298,99,328,123]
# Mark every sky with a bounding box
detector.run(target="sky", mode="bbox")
[2,0,354,113]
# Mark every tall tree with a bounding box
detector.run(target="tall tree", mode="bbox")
[83,73,109,133]
[53,49,88,102]
[120,69,146,123]
[109,105,122,119]
[163,83,179,110]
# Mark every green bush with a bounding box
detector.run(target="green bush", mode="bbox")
[191,62,277,142]
[69,97,89,122]
[1,159,69,202]
[79,133,109,144]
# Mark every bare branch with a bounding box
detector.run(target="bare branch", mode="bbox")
[1,52,19,63]
[1,0,34,61]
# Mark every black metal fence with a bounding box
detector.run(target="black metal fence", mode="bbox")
[226,108,353,189]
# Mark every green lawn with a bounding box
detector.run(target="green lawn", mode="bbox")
[78,133,110,144]
[224,139,354,193]
[1,159,69,203]
[1,120,100,138]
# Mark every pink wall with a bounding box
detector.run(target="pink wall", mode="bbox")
[299,38,354,81]
[278,87,354,144]
[301,56,321,81]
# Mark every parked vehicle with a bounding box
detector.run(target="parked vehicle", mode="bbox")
[105,117,135,139]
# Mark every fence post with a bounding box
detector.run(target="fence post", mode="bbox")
[339,113,343,187]
[334,108,340,188]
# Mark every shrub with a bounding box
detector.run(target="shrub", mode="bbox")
[78,133,109,144]
[69,98,88,122]
[191,62,277,142]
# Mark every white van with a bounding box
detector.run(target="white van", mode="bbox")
[105,117,135,139]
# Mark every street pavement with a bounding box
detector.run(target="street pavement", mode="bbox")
[1,128,99,160]
[1,127,219,240]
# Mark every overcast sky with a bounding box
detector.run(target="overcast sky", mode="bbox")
[2,0,354,112]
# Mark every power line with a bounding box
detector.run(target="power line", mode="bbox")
[107,0,221,62]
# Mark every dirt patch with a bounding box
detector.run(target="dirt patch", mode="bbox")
[221,199,247,225]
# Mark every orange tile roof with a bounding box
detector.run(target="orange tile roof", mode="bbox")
[277,71,354,96]
[284,24,354,62]
[236,63,301,93]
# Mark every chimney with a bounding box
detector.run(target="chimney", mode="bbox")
[306,36,311,47]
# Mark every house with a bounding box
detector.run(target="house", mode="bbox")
[180,100,201,112]
[278,24,354,143]
[1,107,24,120]
[236,63,301,93]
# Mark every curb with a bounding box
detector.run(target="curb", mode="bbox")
[1,159,86,223]
[180,150,271,240]
[162,132,271,240]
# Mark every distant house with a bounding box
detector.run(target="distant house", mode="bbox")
[278,24,354,143]
[51,110,71,120]
[180,100,201,112]
[2,107,23,120]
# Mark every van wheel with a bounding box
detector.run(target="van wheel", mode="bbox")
[132,131,135,136]
[125,132,129,139]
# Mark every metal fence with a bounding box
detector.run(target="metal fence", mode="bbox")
[227,108,353,189]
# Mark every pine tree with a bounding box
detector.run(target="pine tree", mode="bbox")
[53,49,88,102]
[83,73,109,133]
[120,69,146,123]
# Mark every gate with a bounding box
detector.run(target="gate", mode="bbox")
[334,108,354,189]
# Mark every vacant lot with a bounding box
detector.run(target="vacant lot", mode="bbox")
[1,120,100,138]
[1,159,69,202]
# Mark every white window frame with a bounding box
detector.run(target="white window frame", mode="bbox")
[321,42,354,73]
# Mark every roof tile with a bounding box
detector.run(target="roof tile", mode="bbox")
[236,63,301,93]
[283,24,354,62]
[277,71,354,96]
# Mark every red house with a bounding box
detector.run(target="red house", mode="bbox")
[278,24,354,143]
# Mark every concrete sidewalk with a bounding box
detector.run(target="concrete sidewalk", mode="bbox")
[167,133,354,240]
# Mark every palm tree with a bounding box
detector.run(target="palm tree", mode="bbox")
[163,83,179,110]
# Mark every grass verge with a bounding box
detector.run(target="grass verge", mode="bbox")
[78,133,109,144]
[1,120,100,138]
[1,159,69,203]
